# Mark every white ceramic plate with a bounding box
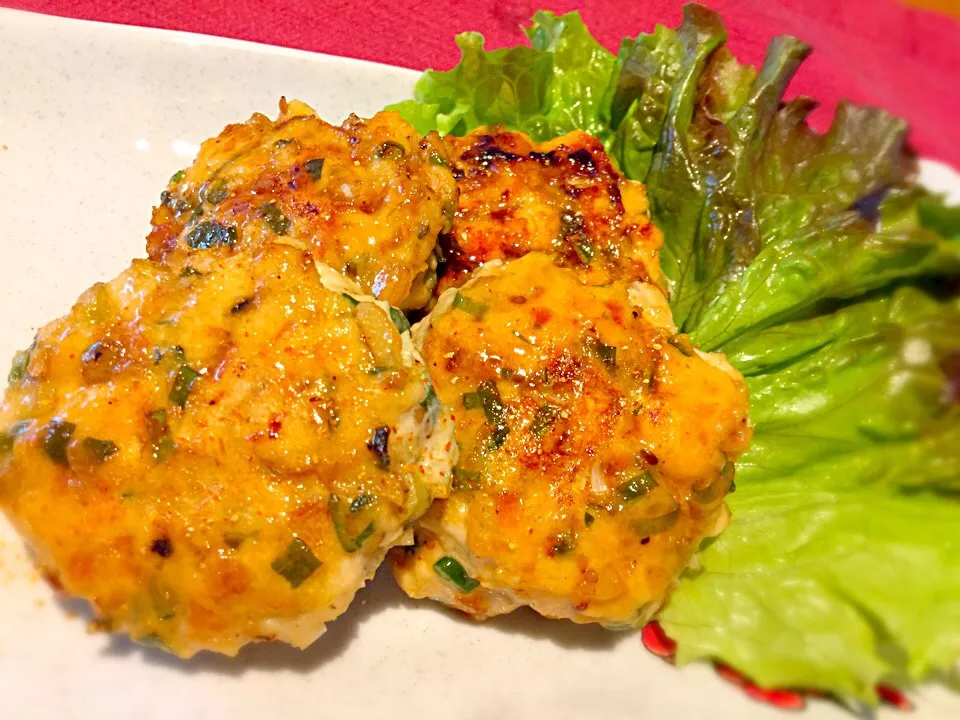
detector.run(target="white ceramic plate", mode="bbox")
[0,9,958,720]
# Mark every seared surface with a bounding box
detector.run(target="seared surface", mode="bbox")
[392,254,750,626]
[148,101,458,309]
[0,240,449,657]
[437,128,663,294]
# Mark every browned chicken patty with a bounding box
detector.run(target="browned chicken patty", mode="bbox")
[148,100,458,309]
[436,127,663,295]
[0,239,453,657]
[391,254,751,627]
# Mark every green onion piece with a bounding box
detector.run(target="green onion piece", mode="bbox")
[349,494,377,513]
[329,494,376,553]
[179,266,202,278]
[452,467,482,491]
[304,158,325,180]
[617,471,658,503]
[169,169,185,184]
[667,334,696,357]
[420,384,438,411]
[169,365,200,408]
[487,424,510,451]
[530,402,559,437]
[373,141,406,160]
[153,435,177,464]
[428,151,449,167]
[185,221,237,249]
[477,380,506,426]
[81,437,118,463]
[341,292,360,306]
[630,507,681,538]
[575,239,595,264]
[366,425,390,470]
[499,367,513,379]
[8,349,30,383]
[552,532,577,555]
[433,556,479,593]
[388,307,411,333]
[452,291,488,319]
[461,392,482,410]
[42,419,75,466]
[584,511,596,528]
[271,538,322,588]
[584,336,617,369]
[201,180,229,205]
[260,202,290,235]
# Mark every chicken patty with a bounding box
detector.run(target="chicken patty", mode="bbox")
[436,127,663,294]
[0,241,453,657]
[390,253,750,627]
[148,100,458,309]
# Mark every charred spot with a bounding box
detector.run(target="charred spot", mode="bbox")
[529,150,559,166]
[451,166,465,181]
[509,295,528,305]
[568,148,597,174]
[563,184,585,199]
[641,449,660,466]
[230,296,256,314]
[367,426,391,470]
[640,537,651,545]
[490,207,513,223]
[150,536,174,558]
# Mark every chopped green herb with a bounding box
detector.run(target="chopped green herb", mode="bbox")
[477,380,506,426]
[349,494,377,513]
[487,424,510,451]
[185,221,237,249]
[366,425,390,470]
[428,151,449,167]
[575,239,595,264]
[452,291,488,319]
[304,157,325,180]
[201,180,229,205]
[585,336,617,369]
[584,511,596,527]
[461,392,482,410]
[147,409,168,429]
[667,334,696,357]
[617,471,658,503]
[81,437,118,463]
[417,220,432,239]
[271,538,322,588]
[499,367,513,379]
[153,435,177,464]
[329,494,376,553]
[373,141,405,160]
[388,307,411,333]
[169,365,200,408]
[8,349,30,383]
[179,266,202,278]
[42,419,75,466]
[630,507,680,538]
[452,467,482,491]
[341,292,360,306]
[530,402,559,437]
[260,202,290,235]
[552,532,577,555]
[420,384,439,411]
[433,556,480,593]
[169,169,185,184]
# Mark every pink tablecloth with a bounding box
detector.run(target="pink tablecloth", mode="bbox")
[4,0,960,168]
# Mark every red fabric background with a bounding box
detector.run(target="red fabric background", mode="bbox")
[5,0,959,168]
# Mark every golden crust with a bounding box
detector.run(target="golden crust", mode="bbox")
[391,254,751,626]
[148,101,458,309]
[437,127,663,295]
[0,241,447,657]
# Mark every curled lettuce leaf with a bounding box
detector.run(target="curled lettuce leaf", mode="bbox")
[390,4,960,704]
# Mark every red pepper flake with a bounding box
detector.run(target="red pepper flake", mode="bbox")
[641,621,676,660]
[714,663,806,711]
[876,684,913,712]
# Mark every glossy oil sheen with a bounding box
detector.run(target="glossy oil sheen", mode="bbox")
[0,8,959,720]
